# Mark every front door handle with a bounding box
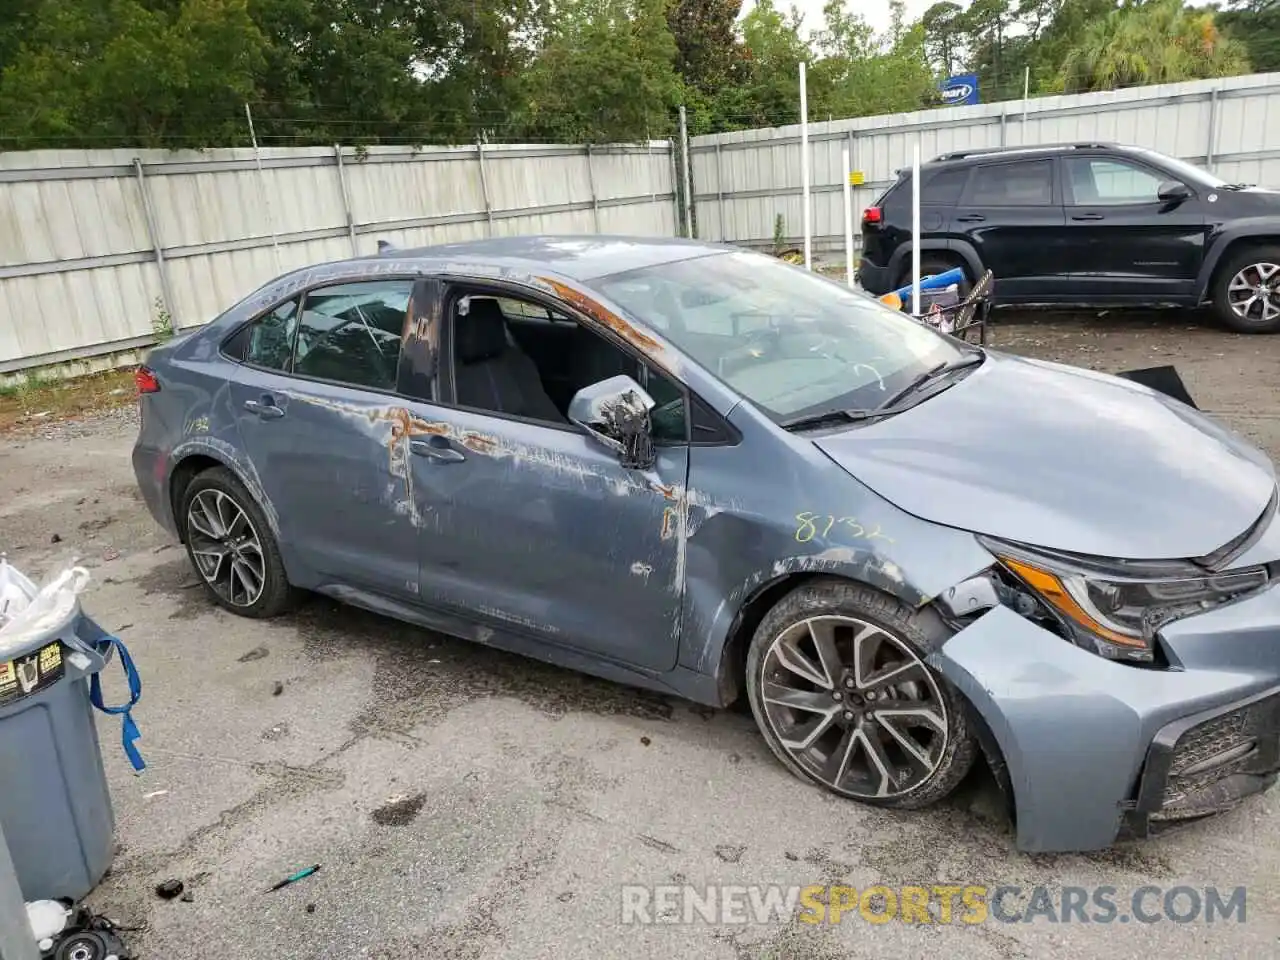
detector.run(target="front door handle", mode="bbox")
[955,213,986,222]
[410,438,465,463]
[1072,213,1105,221]
[243,397,285,420]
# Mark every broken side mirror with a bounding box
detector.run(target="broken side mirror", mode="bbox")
[568,375,657,470]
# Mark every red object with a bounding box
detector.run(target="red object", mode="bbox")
[862,206,882,224]
[134,366,160,394]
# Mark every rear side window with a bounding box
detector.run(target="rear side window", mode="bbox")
[293,280,414,391]
[967,159,1054,206]
[922,168,970,204]
[223,298,299,371]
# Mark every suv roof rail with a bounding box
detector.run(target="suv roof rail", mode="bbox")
[932,142,1118,162]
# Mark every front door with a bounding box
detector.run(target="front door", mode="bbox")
[227,277,423,599]
[404,283,690,673]
[952,157,1069,299]
[1062,155,1207,299]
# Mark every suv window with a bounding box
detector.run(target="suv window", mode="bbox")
[922,168,970,204]
[1066,157,1167,205]
[967,159,1053,206]
[293,280,413,391]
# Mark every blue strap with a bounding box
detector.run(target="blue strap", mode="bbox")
[88,635,145,772]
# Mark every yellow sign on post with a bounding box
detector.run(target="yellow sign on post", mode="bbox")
[848,171,865,186]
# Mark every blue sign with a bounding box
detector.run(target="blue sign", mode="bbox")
[941,73,979,106]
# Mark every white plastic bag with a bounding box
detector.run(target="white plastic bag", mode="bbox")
[0,557,37,628]
[0,563,90,658]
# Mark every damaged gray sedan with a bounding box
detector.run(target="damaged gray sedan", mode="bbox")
[132,236,1280,853]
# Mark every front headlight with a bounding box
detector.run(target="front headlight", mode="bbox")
[980,538,1271,663]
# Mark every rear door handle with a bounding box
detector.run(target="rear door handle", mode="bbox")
[243,397,285,420]
[1072,213,1105,221]
[955,214,986,222]
[410,438,465,463]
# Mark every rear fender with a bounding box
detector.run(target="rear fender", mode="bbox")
[888,238,984,284]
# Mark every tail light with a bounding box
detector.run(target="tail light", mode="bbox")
[135,366,160,394]
[862,207,883,225]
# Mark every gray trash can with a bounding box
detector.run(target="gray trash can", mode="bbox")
[0,564,115,902]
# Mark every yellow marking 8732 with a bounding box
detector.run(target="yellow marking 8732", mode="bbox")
[795,512,894,544]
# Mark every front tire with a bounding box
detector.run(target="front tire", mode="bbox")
[1211,245,1280,333]
[178,466,298,618]
[745,580,977,809]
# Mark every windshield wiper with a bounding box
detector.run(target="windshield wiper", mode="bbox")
[1221,183,1254,190]
[873,351,985,411]
[781,407,878,431]
[780,351,984,433]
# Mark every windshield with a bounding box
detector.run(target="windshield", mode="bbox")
[1132,148,1228,188]
[592,251,968,421]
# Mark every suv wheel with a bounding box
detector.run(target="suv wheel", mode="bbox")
[1212,245,1280,333]
[179,467,299,618]
[745,580,977,809]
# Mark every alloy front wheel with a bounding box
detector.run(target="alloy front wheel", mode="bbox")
[1211,245,1280,333]
[746,581,977,809]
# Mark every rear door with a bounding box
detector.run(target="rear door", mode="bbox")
[1061,154,1207,299]
[226,276,425,600]
[951,158,1069,299]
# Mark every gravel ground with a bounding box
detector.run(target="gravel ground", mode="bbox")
[2,310,1279,960]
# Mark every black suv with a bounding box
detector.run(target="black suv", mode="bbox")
[857,142,1280,333]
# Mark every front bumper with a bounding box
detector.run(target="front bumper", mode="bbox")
[1122,685,1280,838]
[931,585,1280,853]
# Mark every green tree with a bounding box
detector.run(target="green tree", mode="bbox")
[814,0,938,118]
[921,1,968,76]
[518,0,683,142]
[1058,0,1250,91]
[1219,0,1280,72]
[0,0,266,148]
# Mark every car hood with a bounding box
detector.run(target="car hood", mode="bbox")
[814,352,1276,560]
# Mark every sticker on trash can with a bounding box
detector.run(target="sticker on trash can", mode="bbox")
[0,642,63,705]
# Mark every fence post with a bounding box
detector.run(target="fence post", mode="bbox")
[585,144,602,232]
[334,144,358,257]
[714,141,724,242]
[668,142,682,237]
[1206,85,1220,169]
[0,824,39,960]
[133,158,177,329]
[476,140,495,237]
[678,106,694,239]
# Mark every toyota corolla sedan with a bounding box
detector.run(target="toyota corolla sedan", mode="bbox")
[132,236,1280,853]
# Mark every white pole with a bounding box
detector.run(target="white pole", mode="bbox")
[1023,66,1030,132]
[678,105,693,239]
[245,103,281,271]
[911,141,921,315]
[841,146,854,289]
[800,61,812,271]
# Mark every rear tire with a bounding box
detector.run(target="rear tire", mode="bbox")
[1211,244,1280,333]
[178,466,298,618]
[745,579,977,810]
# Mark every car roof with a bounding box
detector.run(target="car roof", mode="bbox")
[353,235,732,283]
[926,141,1137,166]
